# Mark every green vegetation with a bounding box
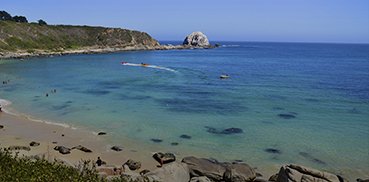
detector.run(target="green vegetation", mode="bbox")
[0,13,159,53]
[0,149,129,181]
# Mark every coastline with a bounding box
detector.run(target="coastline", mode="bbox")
[0,44,213,60]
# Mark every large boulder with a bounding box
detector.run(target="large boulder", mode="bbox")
[223,163,256,182]
[182,156,225,181]
[190,176,212,182]
[276,164,347,182]
[153,152,176,166]
[183,32,210,47]
[145,162,190,182]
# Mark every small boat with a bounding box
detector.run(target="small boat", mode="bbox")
[141,63,149,67]
[220,74,230,79]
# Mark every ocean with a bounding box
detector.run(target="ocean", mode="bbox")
[1,42,368,177]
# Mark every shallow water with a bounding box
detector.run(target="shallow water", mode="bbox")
[1,42,369,177]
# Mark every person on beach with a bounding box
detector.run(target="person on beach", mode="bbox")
[96,157,103,166]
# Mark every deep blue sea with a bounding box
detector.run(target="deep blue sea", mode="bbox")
[1,42,368,177]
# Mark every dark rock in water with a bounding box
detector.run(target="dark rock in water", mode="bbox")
[54,146,71,154]
[151,138,163,143]
[140,169,150,175]
[299,152,326,165]
[29,141,40,147]
[264,148,281,154]
[272,107,284,111]
[97,132,107,136]
[171,142,179,146]
[278,113,296,119]
[153,152,176,166]
[221,128,243,134]
[124,159,141,170]
[234,159,243,163]
[72,145,92,153]
[180,134,192,139]
[205,126,243,135]
[8,145,31,151]
[0,125,4,129]
[111,146,123,151]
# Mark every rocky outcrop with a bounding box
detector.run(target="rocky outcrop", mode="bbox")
[145,162,190,182]
[183,32,210,47]
[182,156,256,182]
[190,176,212,182]
[276,164,347,182]
[111,146,123,151]
[124,159,141,171]
[72,145,92,153]
[54,146,71,154]
[153,152,176,166]
[29,141,40,147]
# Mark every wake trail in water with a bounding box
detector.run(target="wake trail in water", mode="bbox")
[121,62,177,73]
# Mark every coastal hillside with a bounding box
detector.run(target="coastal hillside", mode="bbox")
[0,20,159,54]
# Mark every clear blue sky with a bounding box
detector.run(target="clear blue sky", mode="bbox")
[2,0,369,43]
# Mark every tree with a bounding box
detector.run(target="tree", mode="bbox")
[0,10,12,21]
[38,19,47,25]
[12,15,28,23]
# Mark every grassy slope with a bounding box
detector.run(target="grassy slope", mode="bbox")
[0,21,159,52]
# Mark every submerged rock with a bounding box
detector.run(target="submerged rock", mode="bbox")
[264,148,281,154]
[97,132,107,135]
[29,141,40,147]
[276,164,346,182]
[151,138,163,143]
[183,32,210,47]
[54,146,71,154]
[299,152,326,165]
[205,126,244,135]
[153,152,176,166]
[278,113,296,119]
[180,134,192,139]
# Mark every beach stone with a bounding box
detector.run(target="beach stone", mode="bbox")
[29,141,40,147]
[124,159,141,170]
[8,145,31,151]
[145,162,190,182]
[276,164,344,182]
[153,152,176,166]
[72,145,92,153]
[269,173,278,181]
[111,146,123,151]
[0,125,4,129]
[182,156,226,181]
[223,163,256,182]
[357,179,369,182]
[190,176,212,182]
[54,146,71,154]
[97,132,107,135]
[183,32,210,47]
[140,169,150,175]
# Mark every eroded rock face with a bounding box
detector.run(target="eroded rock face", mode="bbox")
[145,162,190,182]
[276,164,347,182]
[183,32,210,47]
[223,163,256,182]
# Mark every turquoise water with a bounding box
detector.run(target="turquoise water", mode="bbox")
[1,42,369,176]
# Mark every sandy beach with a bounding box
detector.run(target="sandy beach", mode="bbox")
[0,99,161,172]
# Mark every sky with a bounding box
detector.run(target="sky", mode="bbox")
[2,0,369,43]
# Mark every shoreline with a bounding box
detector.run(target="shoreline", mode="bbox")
[0,44,214,60]
[1,98,368,181]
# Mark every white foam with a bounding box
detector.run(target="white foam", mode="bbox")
[122,63,177,73]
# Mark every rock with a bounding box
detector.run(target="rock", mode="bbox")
[190,176,212,182]
[268,174,278,181]
[121,165,146,182]
[357,179,369,182]
[151,138,163,143]
[180,134,192,139]
[145,162,190,182]
[183,32,210,47]
[153,152,176,166]
[124,159,141,170]
[182,156,226,181]
[205,126,244,135]
[97,132,107,135]
[72,145,92,153]
[223,163,256,182]
[254,178,269,182]
[29,141,40,147]
[264,148,281,154]
[97,166,122,176]
[276,164,344,182]
[278,113,296,119]
[111,146,123,151]
[140,169,150,175]
[54,146,71,154]
[8,145,31,151]
[0,125,4,129]
[171,142,179,146]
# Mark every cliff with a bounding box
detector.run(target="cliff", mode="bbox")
[0,21,160,58]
